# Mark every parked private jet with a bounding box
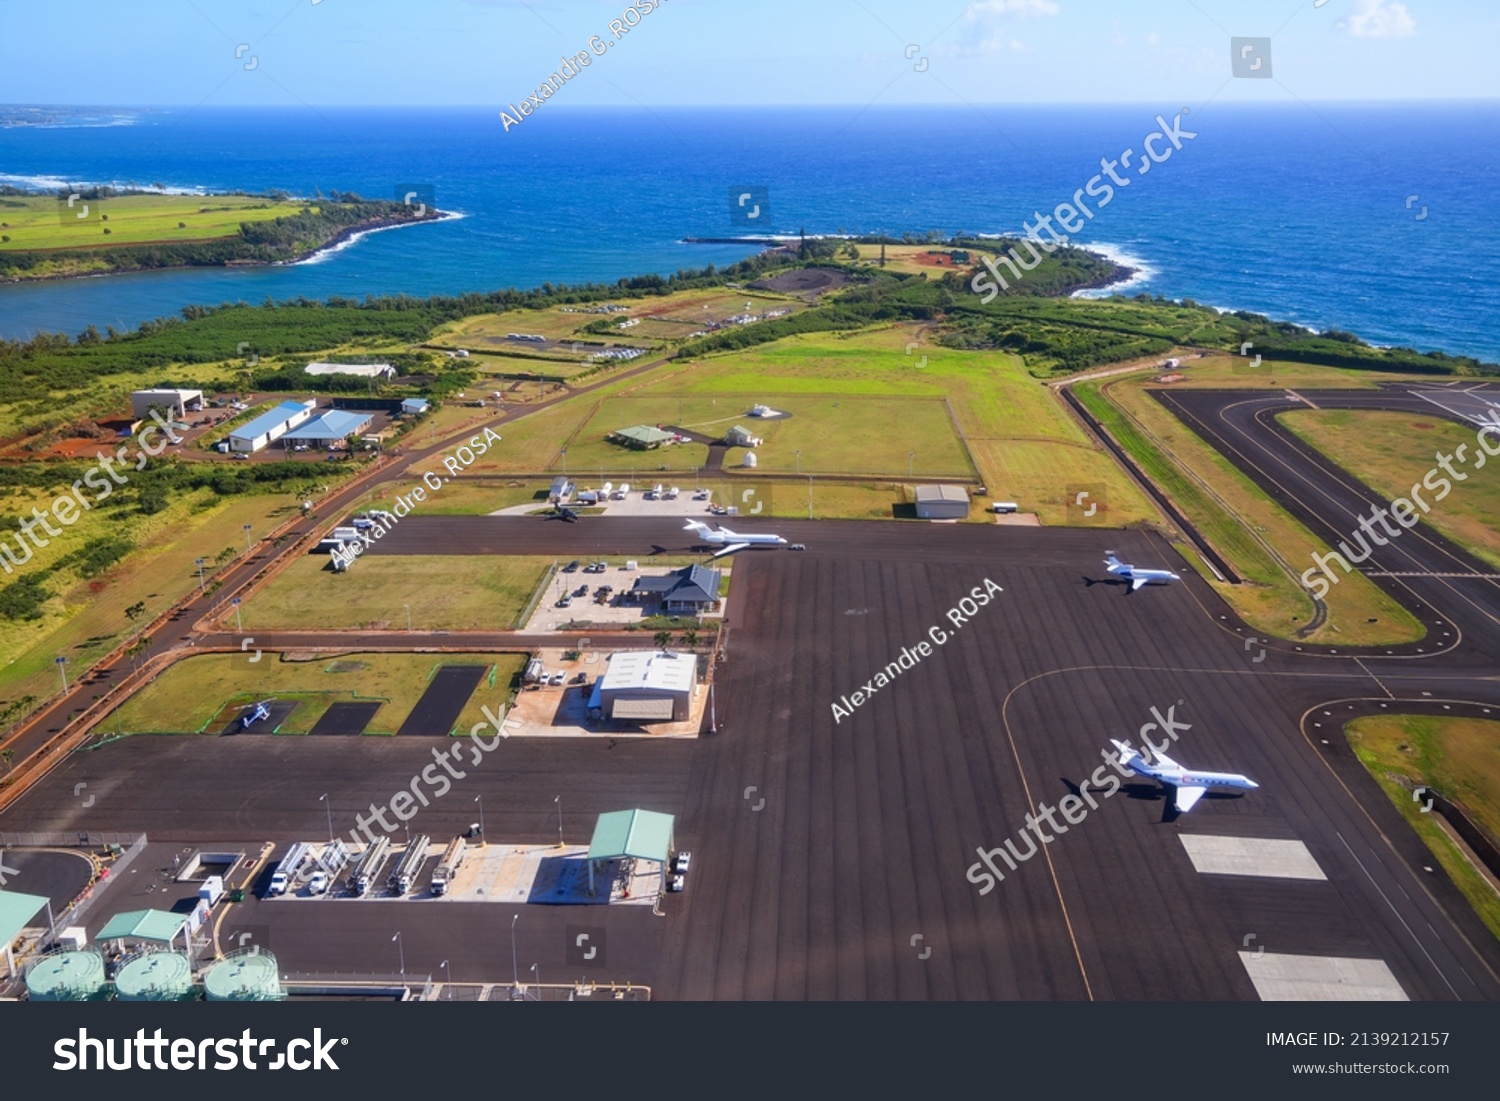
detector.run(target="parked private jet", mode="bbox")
[1111,738,1259,813]
[1104,552,1181,592]
[684,519,788,558]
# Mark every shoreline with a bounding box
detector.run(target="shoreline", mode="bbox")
[0,208,456,287]
[682,235,1140,297]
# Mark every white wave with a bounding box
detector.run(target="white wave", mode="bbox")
[1068,241,1158,298]
[291,209,466,266]
[0,173,210,195]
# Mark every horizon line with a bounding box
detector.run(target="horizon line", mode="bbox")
[5,97,1500,111]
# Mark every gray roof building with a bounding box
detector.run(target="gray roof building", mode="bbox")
[629,564,722,612]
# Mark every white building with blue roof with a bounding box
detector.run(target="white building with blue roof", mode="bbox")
[228,400,315,453]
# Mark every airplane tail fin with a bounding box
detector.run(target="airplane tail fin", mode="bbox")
[683,520,710,536]
[1110,738,1142,769]
[1104,554,1125,573]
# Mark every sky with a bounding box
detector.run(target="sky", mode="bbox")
[0,0,1495,107]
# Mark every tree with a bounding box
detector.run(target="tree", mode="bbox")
[1,748,13,774]
[124,600,146,626]
[653,630,672,651]
[681,628,700,650]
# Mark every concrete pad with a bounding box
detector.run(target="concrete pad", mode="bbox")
[1238,952,1408,1001]
[1179,834,1327,880]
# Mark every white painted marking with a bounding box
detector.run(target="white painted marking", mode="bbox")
[1239,952,1408,1001]
[1179,835,1327,880]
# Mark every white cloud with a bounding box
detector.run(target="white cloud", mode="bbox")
[1339,0,1416,39]
[966,0,1062,16]
[956,0,1060,55]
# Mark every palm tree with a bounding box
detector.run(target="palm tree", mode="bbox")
[681,628,700,650]
[1,748,13,775]
[653,630,672,651]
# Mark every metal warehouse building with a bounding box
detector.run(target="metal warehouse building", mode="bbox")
[914,484,970,520]
[131,388,204,419]
[587,650,695,724]
[228,400,315,453]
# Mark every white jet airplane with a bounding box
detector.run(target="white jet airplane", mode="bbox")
[1110,738,1259,813]
[683,519,787,559]
[1104,552,1181,592]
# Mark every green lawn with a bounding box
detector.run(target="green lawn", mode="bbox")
[0,489,314,709]
[1281,409,1500,570]
[0,192,309,252]
[1347,714,1500,942]
[560,393,972,479]
[98,651,528,736]
[238,554,552,632]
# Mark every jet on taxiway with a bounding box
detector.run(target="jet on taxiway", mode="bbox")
[1111,738,1259,813]
[684,519,788,559]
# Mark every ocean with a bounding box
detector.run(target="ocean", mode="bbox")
[1,102,1496,362]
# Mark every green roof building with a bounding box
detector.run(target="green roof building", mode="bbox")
[586,808,676,895]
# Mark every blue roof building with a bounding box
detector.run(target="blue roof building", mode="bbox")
[228,401,315,453]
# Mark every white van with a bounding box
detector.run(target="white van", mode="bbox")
[992,502,1019,514]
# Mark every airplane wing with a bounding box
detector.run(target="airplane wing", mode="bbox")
[1173,785,1208,813]
[710,543,750,559]
[1130,577,1150,592]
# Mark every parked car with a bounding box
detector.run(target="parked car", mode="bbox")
[563,560,580,572]
[308,872,329,896]
[788,544,806,551]
[672,850,692,875]
[573,585,590,597]
[555,596,572,608]
[550,671,566,686]
[668,874,685,893]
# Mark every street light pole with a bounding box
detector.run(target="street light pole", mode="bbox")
[510,914,520,994]
[404,604,412,632]
[442,958,453,999]
[554,795,563,848]
[55,656,67,693]
[195,558,206,592]
[807,475,813,520]
[320,793,333,842]
[392,931,405,982]
[243,523,253,553]
[475,794,485,845]
[531,962,541,1001]
[908,451,915,479]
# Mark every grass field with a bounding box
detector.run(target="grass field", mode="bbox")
[238,554,552,632]
[637,326,1156,524]
[428,289,799,353]
[1281,409,1500,570]
[97,651,528,737]
[558,393,972,479]
[1075,369,1425,645]
[858,243,981,276]
[0,489,315,711]
[1347,714,1500,942]
[0,192,308,252]
[418,325,1159,524]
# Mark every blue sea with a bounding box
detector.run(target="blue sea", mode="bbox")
[1,103,1497,362]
